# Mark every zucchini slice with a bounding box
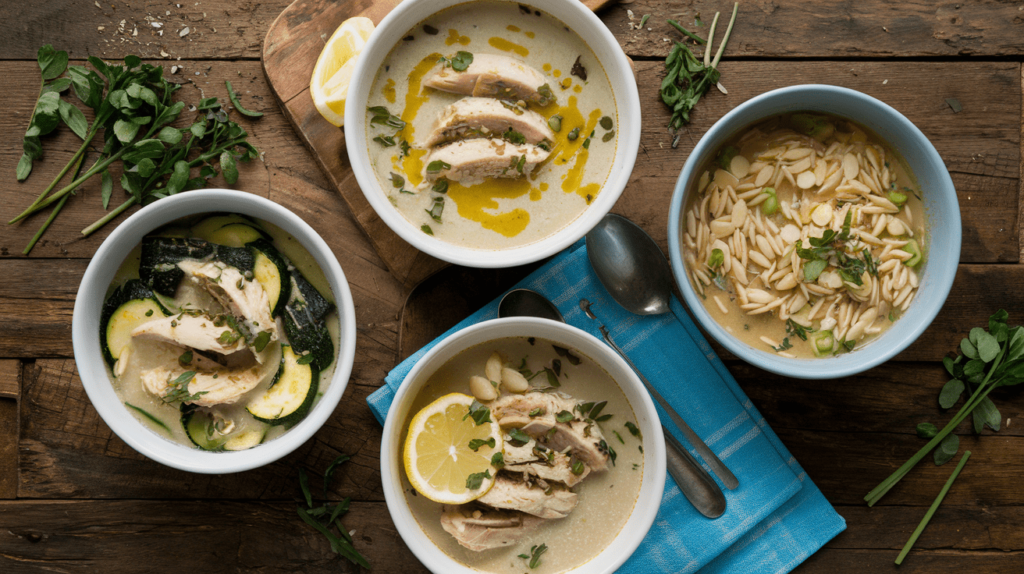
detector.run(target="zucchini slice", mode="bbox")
[905,238,923,267]
[180,404,227,451]
[100,280,168,367]
[247,345,319,427]
[207,223,269,248]
[139,236,255,297]
[283,270,335,371]
[191,214,257,240]
[223,428,267,451]
[248,239,291,317]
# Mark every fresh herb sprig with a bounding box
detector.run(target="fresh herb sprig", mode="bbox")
[11,51,260,253]
[895,451,971,565]
[519,543,548,569]
[864,310,1024,506]
[660,3,738,129]
[295,457,370,569]
[17,45,72,182]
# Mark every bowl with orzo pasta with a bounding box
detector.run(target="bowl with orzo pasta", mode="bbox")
[668,85,960,379]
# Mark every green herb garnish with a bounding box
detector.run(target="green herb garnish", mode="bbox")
[555,410,574,423]
[225,80,263,117]
[463,400,492,425]
[374,134,396,147]
[520,543,548,568]
[508,428,532,446]
[491,452,505,469]
[253,330,271,353]
[368,105,406,130]
[865,310,1024,506]
[389,172,405,188]
[426,159,451,173]
[432,177,449,194]
[12,49,261,254]
[468,437,496,452]
[425,196,444,222]
[465,469,491,490]
[660,4,738,129]
[295,455,369,569]
[420,224,434,235]
[503,128,526,145]
[625,421,643,440]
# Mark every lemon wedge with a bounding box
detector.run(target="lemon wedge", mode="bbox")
[403,393,502,504]
[309,17,374,127]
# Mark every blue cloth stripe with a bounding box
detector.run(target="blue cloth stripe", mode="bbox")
[367,240,845,573]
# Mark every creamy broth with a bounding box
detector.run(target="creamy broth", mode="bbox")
[400,338,644,573]
[365,1,618,250]
[682,113,927,358]
[105,214,339,449]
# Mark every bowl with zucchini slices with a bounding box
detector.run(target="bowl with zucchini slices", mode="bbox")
[73,189,357,473]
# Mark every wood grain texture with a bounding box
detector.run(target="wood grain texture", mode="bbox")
[5,1,1024,61]
[0,398,18,500]
[606,1,1024,59]
[0,500,413,573]
[0,360,20,399]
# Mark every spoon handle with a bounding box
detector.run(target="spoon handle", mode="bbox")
[597,326,740,491]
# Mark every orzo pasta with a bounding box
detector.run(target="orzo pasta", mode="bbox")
[682,113,926,358]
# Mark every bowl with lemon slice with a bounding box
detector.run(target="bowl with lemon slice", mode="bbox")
[381,317,665,573]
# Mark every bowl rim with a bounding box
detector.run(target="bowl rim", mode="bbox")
[379,317,666,573]
[667,84,961,379]
[71,189,358,474]
[343,0,641,268]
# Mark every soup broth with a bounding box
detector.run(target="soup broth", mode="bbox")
[681,113,927,358]
[103,214,340,450]
[400,338,644,573]
[365,1,618,250]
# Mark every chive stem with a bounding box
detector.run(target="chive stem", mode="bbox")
[710,3,740,70]
[895,451,971,565]
[22,151,87,254]
[704,12,721,67]
[667,20,707,45]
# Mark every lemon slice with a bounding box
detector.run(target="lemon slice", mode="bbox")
[403,393,502,504]
[310,16,375,127]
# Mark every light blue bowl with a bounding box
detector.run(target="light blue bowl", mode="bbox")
[667,85,961,379]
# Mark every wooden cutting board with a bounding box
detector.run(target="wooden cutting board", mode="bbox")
[261,0,616,288]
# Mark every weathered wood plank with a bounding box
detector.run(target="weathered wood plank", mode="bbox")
[0,398,18,499]
[607,1,1024,60]
[780,427,1024,507]
[798,547,1024,573]
[833,505,1024,552]
[735,361,1024,437]
[0,500,415,573]
[4,1,1024,61]
[0,359,20,399]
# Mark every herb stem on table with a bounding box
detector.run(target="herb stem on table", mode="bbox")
[895,451,971,565]
[22,150,86,254]
[865,310,1024,506]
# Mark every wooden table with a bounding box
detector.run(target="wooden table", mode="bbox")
[1,1,1022,572]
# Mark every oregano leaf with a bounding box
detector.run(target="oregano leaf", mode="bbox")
[938,379,964,409]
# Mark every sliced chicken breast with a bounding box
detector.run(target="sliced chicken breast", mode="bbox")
[491,392,611,471]
[131,314,247,356]
[503,438,591,487]
[424,54,553,105]
[440,506,543,552]
[140,361,264,407]
[476,475,578,519]
[177,260,278,353]
[423,97,554,147]
[423,139,549,184]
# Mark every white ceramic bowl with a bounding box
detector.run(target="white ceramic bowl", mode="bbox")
[668,85,961,379]
[380,317,666,574]
[72,189,357,474]
[344,0,641,268]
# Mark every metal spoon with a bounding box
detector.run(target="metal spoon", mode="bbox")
[586,214,740,491]
[498,288,727,518]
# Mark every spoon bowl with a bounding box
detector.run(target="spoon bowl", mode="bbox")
[585,214,674,316]
[498,288,565,322]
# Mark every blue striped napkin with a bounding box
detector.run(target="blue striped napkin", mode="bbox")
[367,240,845,573]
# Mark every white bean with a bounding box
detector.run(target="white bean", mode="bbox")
[500,367,530,393]
[485,352,503,383]
[470,375,498,401]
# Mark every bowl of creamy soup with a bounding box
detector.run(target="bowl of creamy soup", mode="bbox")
[72,189,357,473]
[668,85,961,379]
[345,0,641,268]
[380,317,665,573]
